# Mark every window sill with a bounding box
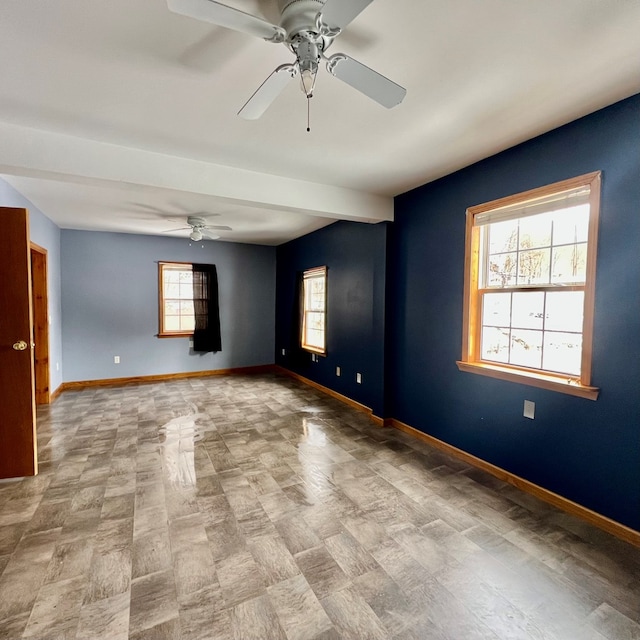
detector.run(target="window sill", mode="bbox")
[301,346,326,356]
[157,332,193,339]
[456,361,599,400]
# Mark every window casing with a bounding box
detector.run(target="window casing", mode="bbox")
[457,172,601,400]
[301,266,327,355]
[158,262,195,337]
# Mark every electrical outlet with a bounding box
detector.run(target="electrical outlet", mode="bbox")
[356,372,362,384]
[114,355,120,364]
[523,400,535,419]
[336,366,341,376]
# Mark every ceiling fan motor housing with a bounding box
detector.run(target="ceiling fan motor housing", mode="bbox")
[278,0,325,40]
[187,216,208,227]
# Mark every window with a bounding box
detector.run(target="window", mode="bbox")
[158,262,195,336]
[301,266,327,354]
[457,172,601,400]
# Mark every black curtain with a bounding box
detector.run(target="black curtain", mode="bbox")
[192,263,222,353]
[289,272,307,366]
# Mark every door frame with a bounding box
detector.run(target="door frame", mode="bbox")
[30,243,50,405]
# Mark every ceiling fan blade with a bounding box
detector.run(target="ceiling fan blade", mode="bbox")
[319,0,374,31]
[337,25,377,52]
[201,229,221,240]
[163,226,192,232]
[238,64,298,120]
[167,0,285,42]
[179,28,250,72]
[128,202,171,214]
[326,53,406,108]
[204,225,232,231]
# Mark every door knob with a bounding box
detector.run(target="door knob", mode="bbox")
[12,340,28,351]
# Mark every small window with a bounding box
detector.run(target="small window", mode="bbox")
[158,262,195,337]
[301,266,327,355]
[457,172,601,400]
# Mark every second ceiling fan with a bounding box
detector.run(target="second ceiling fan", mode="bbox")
[167,0,406,120]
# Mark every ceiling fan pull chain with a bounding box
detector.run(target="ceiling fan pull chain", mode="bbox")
[307,95,311,132]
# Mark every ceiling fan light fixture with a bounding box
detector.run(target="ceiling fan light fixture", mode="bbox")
[295,40,320,97]
[300,67,317,97]
[190,229,203,241]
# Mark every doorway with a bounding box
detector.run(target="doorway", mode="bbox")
[30,243,50,405]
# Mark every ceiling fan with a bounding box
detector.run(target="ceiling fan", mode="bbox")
[167,0,406,120]
[165,215,232,241]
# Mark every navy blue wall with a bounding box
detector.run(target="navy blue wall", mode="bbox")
[276,221,387,418]
[389,94,640,530]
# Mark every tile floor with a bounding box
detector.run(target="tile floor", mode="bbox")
[0,373,639,639]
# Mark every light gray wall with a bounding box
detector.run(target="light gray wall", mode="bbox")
[0,178,63,393]
[61,230,276,382]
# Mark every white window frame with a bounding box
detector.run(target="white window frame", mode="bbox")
[301,266,327,355]
[456,172,601,400]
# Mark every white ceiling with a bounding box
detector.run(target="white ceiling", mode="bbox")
[1,0,639,245]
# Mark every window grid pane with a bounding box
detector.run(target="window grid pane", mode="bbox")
[480,289,584,376]
[304,311,325,350]
[483,205,589,290]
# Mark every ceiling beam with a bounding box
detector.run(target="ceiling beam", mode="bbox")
[0,122,392,223]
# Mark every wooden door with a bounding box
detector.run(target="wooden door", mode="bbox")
[0,207,37,478]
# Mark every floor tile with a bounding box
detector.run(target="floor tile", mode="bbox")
[267,574,334,640]
[294,544,350,601]
[229,593,287,640]
[129,569,179,636]
[321,586,388,640]
[22,575,85,639]
[74,591,130,640]
[216,549,266,608]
